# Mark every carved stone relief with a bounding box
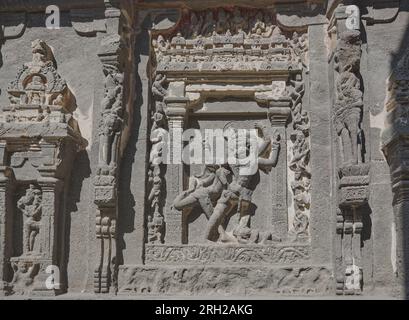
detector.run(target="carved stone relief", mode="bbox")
[1,0,403,299]
[92,1,136,294]
[115,6,331,296]
[118,265,333,296]
[330,7,370,295]
[147,8,312,248]
[0,39,87,296]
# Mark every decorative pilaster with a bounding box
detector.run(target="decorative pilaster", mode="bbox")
[381,47,409,299]
[329,5,370,295]
[0,165,15,295]
[268,98,291,241]
[163,96,188,244]
[28,178,64,295]
[93,0,129,294]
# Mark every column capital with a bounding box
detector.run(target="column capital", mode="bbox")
[164,96,189,121]
[268,98,292,126]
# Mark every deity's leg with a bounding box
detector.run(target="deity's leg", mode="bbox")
[98,134,109,169]
[109,133,120,169]
[346,113,360,165]
[173,194,197,211]
[23,223,30,253]
[29,229,38,252]
[205,192,231,241]
[198,195,213,219]
[340,127,352,165]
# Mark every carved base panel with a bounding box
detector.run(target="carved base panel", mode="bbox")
[118,264,333,296]
[6,257,63,296]
[145,243,311,265]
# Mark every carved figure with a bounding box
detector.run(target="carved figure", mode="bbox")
[288,76,311,238]
[232,8,247,34]
[30,39,54,65]
[173,164,230,219]
[191,12,204,37]
[146,73,169,244]
[98,68,123,175]
[10,262,39,295]
[17,184,42,254]
[201,11,215,36]
[205,123,280,243]
[152,74,167,101]
[147,214,164,244]
[289,133,310,178]
[333,30,363,166]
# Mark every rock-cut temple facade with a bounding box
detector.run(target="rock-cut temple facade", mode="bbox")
[1,0,409,299]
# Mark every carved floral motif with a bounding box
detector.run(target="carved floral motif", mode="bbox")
[289,77,311,239]
[145,244,310,264]
[146,74,168,244]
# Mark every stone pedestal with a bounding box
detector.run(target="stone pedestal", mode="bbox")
[336,164,370,295]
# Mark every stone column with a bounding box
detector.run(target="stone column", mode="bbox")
[163,96,188,244]
[0,164,15,295]
[32,177,64,295]
[37,178,63,262]
[268,98,291,240]
[382,129,409,298]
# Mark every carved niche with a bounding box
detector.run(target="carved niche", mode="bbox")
[148,7,311,246]
[0,39,87,296]
[118,7,332,297]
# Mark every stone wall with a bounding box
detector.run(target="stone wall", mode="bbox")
[0,0,408,299]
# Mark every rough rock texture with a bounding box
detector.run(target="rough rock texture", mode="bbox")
[0,0,409,299]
